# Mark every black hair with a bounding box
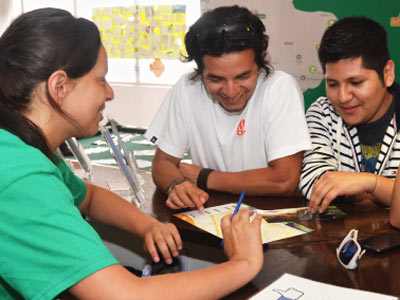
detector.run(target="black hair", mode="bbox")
[183,5,272,79]
[318,16,390,83]
[0,8,101,160]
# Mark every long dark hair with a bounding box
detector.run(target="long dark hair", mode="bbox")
[0,8,101,159]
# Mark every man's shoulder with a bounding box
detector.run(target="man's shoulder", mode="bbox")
[167,72,204,103]
[256,70,300,96]
[176,72,202,88]
[308,96,334,111]
[258,70,294,84]
[306,97,341,121]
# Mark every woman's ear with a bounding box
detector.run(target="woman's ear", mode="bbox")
[47,70,69,105]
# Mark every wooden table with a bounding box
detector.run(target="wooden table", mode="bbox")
[138,172,400,299]
[62,168,399,299]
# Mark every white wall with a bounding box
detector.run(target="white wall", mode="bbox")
[105,84,170,128]
[0,0,13,34]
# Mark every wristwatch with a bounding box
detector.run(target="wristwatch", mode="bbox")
[167,178,186,195]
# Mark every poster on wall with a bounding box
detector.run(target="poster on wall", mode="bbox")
[92,5,186,60]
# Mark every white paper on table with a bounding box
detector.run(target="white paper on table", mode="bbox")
[250,273,396,300]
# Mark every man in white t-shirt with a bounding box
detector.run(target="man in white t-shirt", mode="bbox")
[145,5,311,210]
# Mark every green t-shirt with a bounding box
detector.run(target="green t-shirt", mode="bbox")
[0,129,119,300]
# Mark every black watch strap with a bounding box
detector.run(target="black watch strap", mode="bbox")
[197,168,214,191]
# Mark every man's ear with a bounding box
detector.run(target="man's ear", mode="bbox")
[47,70,69,105]
[383,60,395,88]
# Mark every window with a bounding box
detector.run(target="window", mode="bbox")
[14,0,200,85]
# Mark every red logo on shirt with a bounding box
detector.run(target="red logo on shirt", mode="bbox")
[237,119,246,136]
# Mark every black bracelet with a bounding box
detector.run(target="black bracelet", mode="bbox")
[197,168,214,191]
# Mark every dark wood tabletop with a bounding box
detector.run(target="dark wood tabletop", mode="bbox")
[138,171,400,299]
[59,168,399,299]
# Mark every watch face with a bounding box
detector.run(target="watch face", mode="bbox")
[339,240,358,265]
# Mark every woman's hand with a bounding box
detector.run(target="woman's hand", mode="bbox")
[221,209,264,277]
[143,222,182,264]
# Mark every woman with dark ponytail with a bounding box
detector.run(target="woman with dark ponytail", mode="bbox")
[0,7,263,300]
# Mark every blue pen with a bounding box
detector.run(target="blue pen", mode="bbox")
[221,190,246,247]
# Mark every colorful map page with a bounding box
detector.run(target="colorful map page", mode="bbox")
[174,203,312,244]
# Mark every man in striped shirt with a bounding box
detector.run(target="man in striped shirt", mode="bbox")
[299,16,399,213]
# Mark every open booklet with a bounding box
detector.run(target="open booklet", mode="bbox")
[174,203,312,244]
[250,273,396,300]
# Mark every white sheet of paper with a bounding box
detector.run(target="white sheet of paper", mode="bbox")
[250,273,396,300]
